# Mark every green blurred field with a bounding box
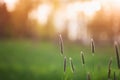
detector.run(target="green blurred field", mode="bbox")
[0,40,119,80]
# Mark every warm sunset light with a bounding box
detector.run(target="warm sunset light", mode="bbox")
[53,8,66,32]
[65,1,101,18]
[29,3,53,25]
[1,1,120,79]
[30,1,101,27]
[27,0,120,41]
[82,1,101,17]
[53,1,101,40]
[3,0,18,12]
[95,0,120,11]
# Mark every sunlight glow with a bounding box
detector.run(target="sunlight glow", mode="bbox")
[29,0,120,41]
[3,0,18,12]
[54,1,101,40]
[95,0,120,9]
[83,1,101,17]
[29,3,53,25]
[53,8,66,32]
[65,1,101,19]
[68,21,78,41]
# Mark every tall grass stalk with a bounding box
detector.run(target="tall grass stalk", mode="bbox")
[113,71,116,80]
[114,41,120,69]
[108,58,112,80]
[87,72,91,80]
[64,56,67,73]
[81,51,85,65]
[80,51,87,79]
[69,57,75,73]
[59,34,64,56]
[91,38,95,55]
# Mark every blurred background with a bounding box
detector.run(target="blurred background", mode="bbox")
[0,0,120,43]
[0,0,120,80]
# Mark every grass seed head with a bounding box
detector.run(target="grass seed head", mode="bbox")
[108,58,112,69]
[59,34,64,56]
[114,71,116,80]
[108,58,112,79]
[81,51,85,65]
[114,41,120,69]
[69,57,75,73]
[87,72,91,80]
[91,38,95,54]
[64,56,67,73]
[108,69,111,80]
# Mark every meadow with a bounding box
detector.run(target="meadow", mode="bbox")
[0,40,119,80]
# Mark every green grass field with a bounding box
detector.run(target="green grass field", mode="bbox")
[0,40,119,80]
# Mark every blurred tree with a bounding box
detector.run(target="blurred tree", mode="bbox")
[0,2,11,38]
[88,8,114,43]
[11,0,41,38]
